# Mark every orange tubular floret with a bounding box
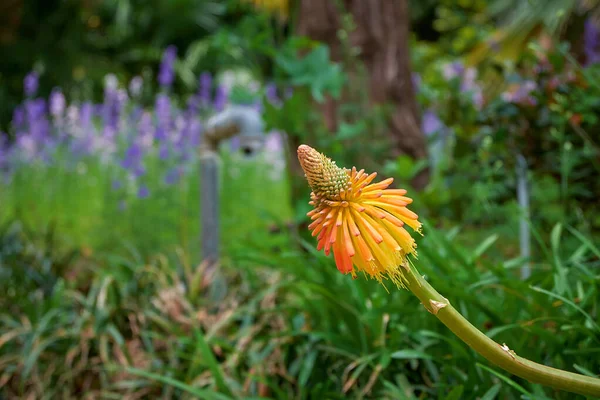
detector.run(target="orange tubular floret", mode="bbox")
[384,189,407,196]
[362,204,387,220]
[341,212,356,257]
[347,213,361,237]
[351,208,384,244]
[361,177,394,192]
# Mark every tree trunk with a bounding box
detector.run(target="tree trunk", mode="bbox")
[296,0,429,189]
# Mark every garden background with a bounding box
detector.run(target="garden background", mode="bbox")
[0,0,599,398]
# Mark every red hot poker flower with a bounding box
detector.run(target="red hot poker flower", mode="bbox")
[297,145,421,288]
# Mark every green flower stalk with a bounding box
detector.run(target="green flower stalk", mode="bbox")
[297,144,600,397]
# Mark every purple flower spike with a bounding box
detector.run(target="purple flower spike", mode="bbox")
[284,86,294,99]
[199,72,212,105]
[122,143,142,170]
[252,100,264,113]
[80,102,93,128]
[49,88,66,118]
[503,80,538,105]
[213,85,229,112]
[138,112,155,147]
[265,131,283,153]
[12,107,25,129]
[265,82,281,107]
[411,73,422,91]
[442,61,464,80]
[24,72,39,97]
[137,185,150,199]
[421,109,445,136]
[0,133,7,167]
[158,45,177,87]
[584,19,600,66]
[159,142,170,160]
[129,76,144,97]
[164,167,182,185]
[133,164,146,178]
[230,136,241,152]
[155,94,171,127]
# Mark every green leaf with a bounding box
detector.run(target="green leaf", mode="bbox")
[390,349,433,360]
[480,383,502,400]
[193,328,234,396]
[123,367,233,400]
[530,286,600,332]
[472,234,499,261]
[444,385,464,400]
[573,364,597,377]
[299,349,318,386]
[550,223,562,254]
[476,363,532,397]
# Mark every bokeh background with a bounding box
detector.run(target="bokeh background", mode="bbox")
[0,0,599,399]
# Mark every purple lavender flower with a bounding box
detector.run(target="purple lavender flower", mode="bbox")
[24,72,39,97]
[502,80,537,105]
[154,93,171,126]
[262,131,286,181]
[187,119,202,149]
[111,180,122,191]
[24,98,50,144]
[252,100,264,113]
[25,98,44,127]
[460,68,484,109]
[12,106,25,129]
[164,167,182,185]
[121,143,142,170]
[116,89,129,109]
[460,68,477,92]
[421,109,444,136]
[264,131,283,153]
[103,75,122,133]
[488,38,500,53]
[66,105,79,126]
[138,112,155,148]
[442,61,464,80]
[0,133,7,168]
[104,74,119,91]
[16,134,37,160]
[472,90,484,109]
[155,94,171,138]
[49,88,66,118]
[137,185,150,199]
[158,45,177,87]
[80,102,93,128]
[264,82,281,107]
[411,73,421,91]
[186,95,200,114]
[584,19,600,65]
[213,85,229,112]
[129,76,144,97]
[199,72,212,105]
[230,136,241,152]
[159,142,169,160]
[132,164,146,178]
